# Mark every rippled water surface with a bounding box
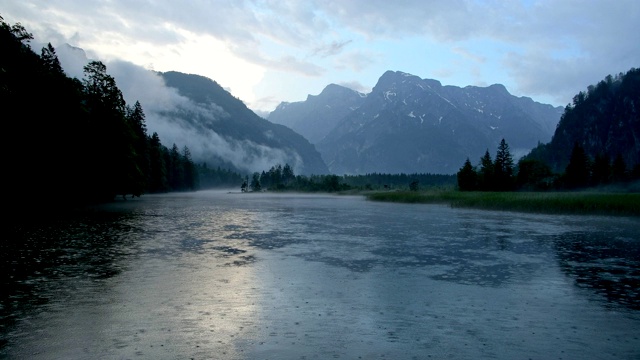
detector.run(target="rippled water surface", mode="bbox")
[2,190,639,359]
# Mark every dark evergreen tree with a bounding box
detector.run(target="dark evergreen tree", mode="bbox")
[148,132,168,193]
[196,163,244,189]
[282,163,295,185]
[478,150,494,191]
[250,172,262,191]
[182,146,197,190]
[324,175,342,192]
[168,143,183,190]
[259,170,270,188]
[82,60,138,200]
[457,158,478,191]
[564,143,590,188]
[40,43,63,74]
[124,101,149,196]
[516,158,554,190]
[267,164,283,189]
[494,139,515,191]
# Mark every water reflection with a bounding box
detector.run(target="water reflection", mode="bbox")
[1,212,139,345]
[1,191,639,359]
[554,229,640,310]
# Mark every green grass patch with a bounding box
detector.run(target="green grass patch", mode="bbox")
[366,190,640,217]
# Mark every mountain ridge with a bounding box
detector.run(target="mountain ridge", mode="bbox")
[268,83,367,144]
[158,71,330,175]
[270,70,563,175]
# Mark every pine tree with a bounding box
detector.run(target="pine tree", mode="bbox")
[82,60,131,200]
[40,43,63,74]
[148,132,168,193]
[126,101,149,195]
[494,139,514,191]
[251,172,262,191]
[182,146,197,190]
[457,158,477,191]
[168,144,183,191]
[478,150,494,191]
[564,142,590,188]
[516,158,553,190]
[282,163,295,185]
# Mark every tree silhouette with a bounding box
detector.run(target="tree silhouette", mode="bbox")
[250,172,262,191]
[457,158,477,191]
[182,146,197,190]
[564,143,590,188]
[282,164,295,185]
[478,150,494,190]
[494,138,514,191]
[516,158,553,190]
[148,132,168,192]
[40,43,63,74]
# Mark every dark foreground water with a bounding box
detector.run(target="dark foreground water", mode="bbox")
[1,190,639,360]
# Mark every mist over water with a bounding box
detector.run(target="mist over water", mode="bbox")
[2,191,639,359]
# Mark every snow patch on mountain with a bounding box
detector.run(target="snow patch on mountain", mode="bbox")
[384,91,396,100]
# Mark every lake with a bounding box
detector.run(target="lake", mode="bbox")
[1,190,639,359]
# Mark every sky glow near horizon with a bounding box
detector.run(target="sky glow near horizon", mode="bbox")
[1,0,638,114]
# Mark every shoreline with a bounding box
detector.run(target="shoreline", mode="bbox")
[364,190,640,217]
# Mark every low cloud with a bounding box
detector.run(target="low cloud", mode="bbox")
[55,44,302,174]
[336,80,370,94]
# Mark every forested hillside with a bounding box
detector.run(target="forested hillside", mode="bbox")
[1,17,242,211]
[526,68,640,174]
[457,68,640,192]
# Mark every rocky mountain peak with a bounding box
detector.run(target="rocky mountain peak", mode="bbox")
[273,70,563,175]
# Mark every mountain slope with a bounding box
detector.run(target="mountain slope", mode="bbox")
[158,71,329,175]
[526,67,640,173]
[268,84,367,143]
[310,71,562,175]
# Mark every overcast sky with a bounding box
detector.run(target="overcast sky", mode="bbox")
[2,0,638,113]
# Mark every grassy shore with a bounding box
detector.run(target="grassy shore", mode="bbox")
[365,190,640,217]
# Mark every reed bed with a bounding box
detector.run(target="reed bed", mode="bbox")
[365,190,640,217]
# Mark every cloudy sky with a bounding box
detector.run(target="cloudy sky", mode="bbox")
[2,0,638,113]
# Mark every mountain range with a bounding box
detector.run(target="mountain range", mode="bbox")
[269,71,563,175]
[53,43,564,176]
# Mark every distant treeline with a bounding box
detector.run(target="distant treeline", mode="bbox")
[241,164,456,193]
[456,66,640,193]
[457,138,639,192]
[1,17,243,210]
